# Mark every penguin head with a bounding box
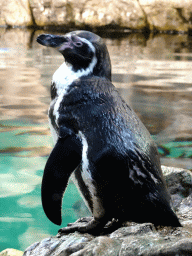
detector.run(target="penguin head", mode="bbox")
[37,31,111,80]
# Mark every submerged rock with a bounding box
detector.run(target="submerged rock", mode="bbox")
[23,166,192,256]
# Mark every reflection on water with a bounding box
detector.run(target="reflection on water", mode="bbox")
[0,28,192,251]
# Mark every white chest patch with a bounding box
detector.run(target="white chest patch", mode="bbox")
[52,56,97,126]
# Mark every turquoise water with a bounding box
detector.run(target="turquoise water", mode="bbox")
[0,119,86,251]
[0,29,192,251]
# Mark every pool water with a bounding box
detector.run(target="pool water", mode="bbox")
[0,119,86,250]
[0,28,191,251]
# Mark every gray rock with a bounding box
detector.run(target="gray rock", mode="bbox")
[162,165,192,227]
[23,166,192,256]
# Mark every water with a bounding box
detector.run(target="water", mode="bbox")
[0,28,191,251]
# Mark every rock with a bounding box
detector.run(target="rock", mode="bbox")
[162,165,192,226]
[30,0,146,29]
[140,0,192,32]
[0,249,23,256]
[0,0,33,27]
[74,0,145,29]
[1,0,192,32]
[23,166,192,256]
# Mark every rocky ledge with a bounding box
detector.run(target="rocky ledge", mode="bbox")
[23,166,192,256]
[1,0,192,33]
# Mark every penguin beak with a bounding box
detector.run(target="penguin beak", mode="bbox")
[36,34,83,52]
[36,34,67,48]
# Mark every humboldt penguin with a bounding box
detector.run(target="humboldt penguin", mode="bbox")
[36,30,181,234]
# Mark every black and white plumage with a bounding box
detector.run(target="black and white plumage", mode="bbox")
[36,31,181,234]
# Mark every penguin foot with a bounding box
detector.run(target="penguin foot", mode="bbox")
[57,216,110,236]
[57,217,124,236]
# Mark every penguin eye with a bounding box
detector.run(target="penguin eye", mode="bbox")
[71,35,83,48]
[73,41,83,47]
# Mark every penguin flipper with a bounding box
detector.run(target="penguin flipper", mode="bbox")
[41,135,82,225]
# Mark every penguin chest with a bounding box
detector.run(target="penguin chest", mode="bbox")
[48,62,77,133]
[72,132,105,219]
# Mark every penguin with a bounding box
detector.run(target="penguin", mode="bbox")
[36,30,181,234]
